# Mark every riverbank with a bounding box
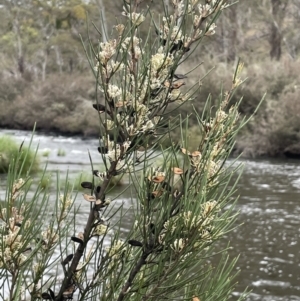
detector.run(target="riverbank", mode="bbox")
[0,73,100,137]
[1,57,300,159]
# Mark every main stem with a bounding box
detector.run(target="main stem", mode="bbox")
[116,250,150,301]
[55,161,118,300]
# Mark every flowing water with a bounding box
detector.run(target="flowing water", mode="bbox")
[0,130,300,301]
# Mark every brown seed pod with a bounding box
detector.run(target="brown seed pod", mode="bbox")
[164,80,171,88]
[191,151,201,157]
[95,199,102,206]
[83,194,96,202]
[181,148,190,155]
[172,167,184,174]
[152,190,164,198]
[172,81,185,89]
[151,176,165,183]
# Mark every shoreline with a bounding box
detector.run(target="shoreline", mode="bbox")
[1,126,299,160]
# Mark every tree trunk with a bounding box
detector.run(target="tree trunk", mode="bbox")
[269,0,287,60]
[55,46,63,74]
[227,5,237,61]
[269,22,281,60]
[41,50,48,82]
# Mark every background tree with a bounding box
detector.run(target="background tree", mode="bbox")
[269,0,288,60]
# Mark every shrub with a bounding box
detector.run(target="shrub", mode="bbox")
[0,73,99,136]
[0,1,259,301]
[235,66,300,157]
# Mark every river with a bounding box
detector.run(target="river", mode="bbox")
[0,130,300,301]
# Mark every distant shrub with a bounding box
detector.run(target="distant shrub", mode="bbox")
[42,149,51,157]
[235,69,300,157]
[57,148,66,157]
[0,135,39,174]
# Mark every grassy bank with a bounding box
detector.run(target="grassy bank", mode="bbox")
[0,136,39,174]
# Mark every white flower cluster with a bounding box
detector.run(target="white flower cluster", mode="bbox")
[8,178,25,202]
[171,238,187,253]
[106,240,125,261]
[0,187,30,270]
[204,105,239,180]
[104,99,159,139]
[216,109,228,123]
[41,227,59,250]
[115,24,125,36]
[161,200,219,250]
[97,40,117,65]
[103,136,127,162]
[92,0,232,185]
[121,36,143,59]
[186,101,239,185]
[207,159,221,180]
[107,84,122,98]
[93,224,108,236]
[122,9,145,26]
[105,119,115,131]
[1,205,26,227]
[181,204,218,232]
[190,153,221,185]
[159,200,220,253]
[205,22,217,36]
[95,59,125,76]
[59,194,74,219]
[202,200,220,218]
[150,47,174,77]
[99,136,134,175]
[198,3,213,17]
[0,226,28,269]
[161,17,184,45]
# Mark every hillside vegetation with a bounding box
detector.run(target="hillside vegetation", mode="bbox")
[0,0,299,157]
